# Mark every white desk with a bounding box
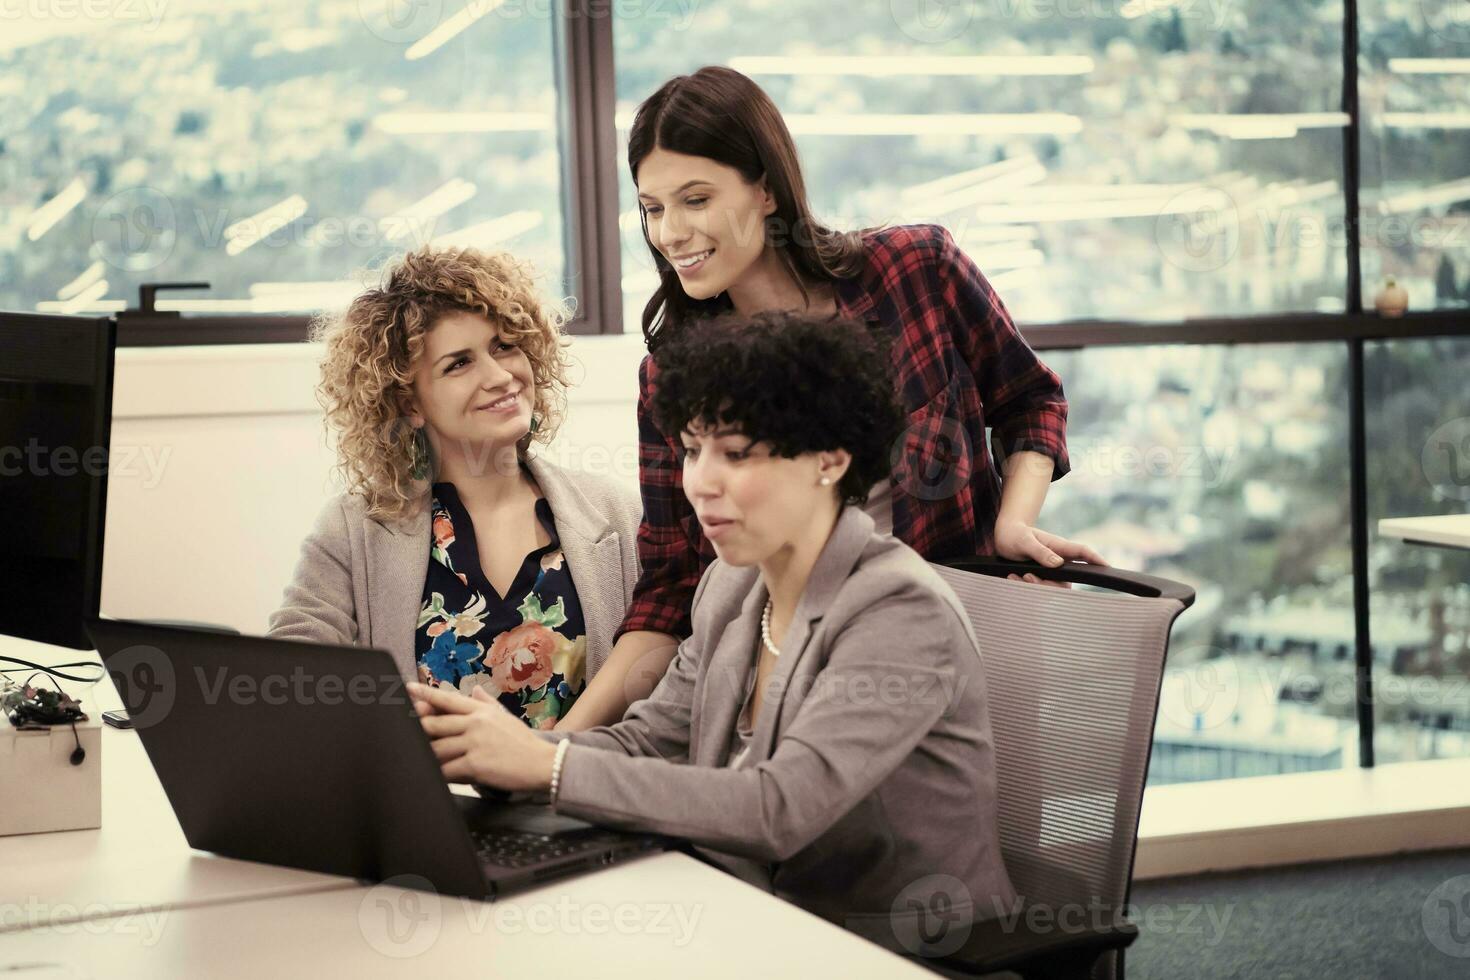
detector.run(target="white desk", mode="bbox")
[1,638,926,976]
[1378,514,1470,551]
[1,639,356,933]
[0,851,929,978]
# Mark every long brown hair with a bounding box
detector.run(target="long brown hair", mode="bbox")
[627,66,871,351]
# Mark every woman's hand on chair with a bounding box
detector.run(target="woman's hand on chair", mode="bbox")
[994,518,1108,588]
[407,681,556,792]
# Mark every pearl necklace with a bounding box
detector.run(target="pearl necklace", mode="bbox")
[761,600,781,657]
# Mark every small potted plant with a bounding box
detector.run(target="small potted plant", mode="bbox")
[1374,275,1409,317]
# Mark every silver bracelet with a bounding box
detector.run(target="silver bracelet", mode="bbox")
[549,739,571,805]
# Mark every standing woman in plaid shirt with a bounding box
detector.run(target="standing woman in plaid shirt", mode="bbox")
[557,65,1104,731]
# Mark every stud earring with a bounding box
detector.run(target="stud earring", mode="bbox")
[819,477,832,486]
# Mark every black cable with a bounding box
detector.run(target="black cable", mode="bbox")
[68,719,86,766]
[0,655,108,685]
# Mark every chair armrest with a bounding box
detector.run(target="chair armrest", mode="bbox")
[931,905,1139,977]
[941,556,1196,609]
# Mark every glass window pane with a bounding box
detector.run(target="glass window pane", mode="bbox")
[1367,336,1470,764]
[3,1,568,320]
[1041,343,1355,785]
[613,1,1347,330]
[1358,3,1470,312]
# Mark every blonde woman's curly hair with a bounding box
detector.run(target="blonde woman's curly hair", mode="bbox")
[313,246,571,524]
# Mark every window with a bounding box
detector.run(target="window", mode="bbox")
[3,0,569,323]
[1366,335,1470,763]
[1358,2,1470,312]
[1041,343,1355,784]
[613,0,1348,329]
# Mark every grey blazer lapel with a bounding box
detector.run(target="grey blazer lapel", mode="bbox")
[745,507,877,763]
[745,603,817,765]
[566,533,620,679]
[693,580,766,766]
[363,506,429,684]
[526,456,619,678]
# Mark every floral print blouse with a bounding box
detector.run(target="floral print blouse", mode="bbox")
[414,482,587,730]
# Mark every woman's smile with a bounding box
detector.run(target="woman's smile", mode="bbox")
[671,247,715,275]
[474,390,522,414]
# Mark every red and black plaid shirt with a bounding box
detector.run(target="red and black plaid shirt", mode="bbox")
[618,223,1070,640]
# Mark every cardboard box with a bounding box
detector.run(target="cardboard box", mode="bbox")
[0,716,102,835]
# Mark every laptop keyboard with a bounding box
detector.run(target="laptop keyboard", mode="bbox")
[470,828,621,869]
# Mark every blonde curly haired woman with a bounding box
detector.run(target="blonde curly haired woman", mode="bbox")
[269,246,641,731]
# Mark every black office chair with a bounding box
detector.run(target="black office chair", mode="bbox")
[920,557,1195,980]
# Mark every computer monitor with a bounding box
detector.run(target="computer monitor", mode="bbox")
[0,312,116,649]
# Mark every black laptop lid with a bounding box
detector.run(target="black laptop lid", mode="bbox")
[88,617,489,899]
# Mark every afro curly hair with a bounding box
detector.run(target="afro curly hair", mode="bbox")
[649,310,903,505]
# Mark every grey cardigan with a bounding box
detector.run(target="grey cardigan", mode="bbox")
[544,506,1017,949]
[267,455,642,684]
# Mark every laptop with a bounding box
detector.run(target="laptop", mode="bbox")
[86,617,669,900]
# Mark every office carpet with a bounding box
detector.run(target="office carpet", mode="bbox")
[1124,847,1470,979]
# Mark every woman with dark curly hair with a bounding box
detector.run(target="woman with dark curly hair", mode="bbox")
[557,65,1105,732]
[268,246,641,730]
[408,311,1018,949]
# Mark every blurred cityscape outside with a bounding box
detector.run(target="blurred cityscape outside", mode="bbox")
[1042,340,1470,784]
[1,0,569,316]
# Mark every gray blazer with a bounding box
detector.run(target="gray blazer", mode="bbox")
[267,455,641,683]
[545,506,1017,949]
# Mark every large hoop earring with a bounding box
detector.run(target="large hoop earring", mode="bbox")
[409,427,430,481]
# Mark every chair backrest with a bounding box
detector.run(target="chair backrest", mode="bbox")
[931,564,1188,980]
